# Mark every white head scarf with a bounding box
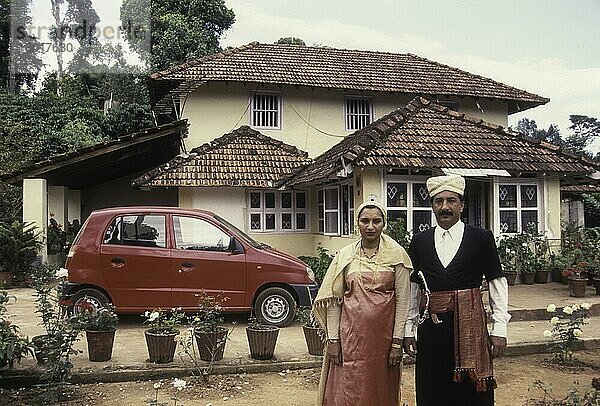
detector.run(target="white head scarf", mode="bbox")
[356,199,387,230]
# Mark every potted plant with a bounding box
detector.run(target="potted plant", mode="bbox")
[142,308,185,363]
[78,303,119,362]
[563,262,589,298]
[532,236,551,283]
[190,291,230,362]
[0,291,33,368]
[497,235,518,286]
[295,306,323,356]
[246,316,279,360]
[0,220,42,288]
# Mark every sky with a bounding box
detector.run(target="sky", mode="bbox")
[220,0,600,149]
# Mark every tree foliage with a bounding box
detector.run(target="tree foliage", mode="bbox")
[121,0,235,72]
[276,37,306,45]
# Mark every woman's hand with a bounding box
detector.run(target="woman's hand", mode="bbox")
[388,338,403,367]
[327,340,343,365]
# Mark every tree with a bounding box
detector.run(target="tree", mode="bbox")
[515,118,561,145]
[564,115,600,159]
[120,0,235,72]
[276,37,306,45]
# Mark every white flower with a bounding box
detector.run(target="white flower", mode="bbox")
[144,311,150,317]
[505,248,511,254]
[572,304,580,311]
[55,268,69,278]
[563,306,573,315]
[543,330,553,337]
[148,311,160,322]
[546,304,556,313]
[581,302,591,310]
[573,328,583,337]
[522,243,528,247]
[550,316,559,325]
[172,378,187,391]
[153,382,162,390]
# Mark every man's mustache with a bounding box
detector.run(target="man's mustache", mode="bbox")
[439,210,453,215]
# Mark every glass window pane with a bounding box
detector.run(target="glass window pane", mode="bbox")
[412,211,432,233]
[281,192,292,209]
[387,183,407,207]
[499,211,517,233]
[250,192,261,209]
[296,192,306,209]
[319,219,324,233]
[318,189,324,204]
[296,213,306,230]
[349,185,354,209]
[265,192,275,209]
[121,215,166,248]
[325,212,338,234]
[281,213,292,229]
[499,185,517,208]
[325,188,338,209]
[412,183,430,207]
[103,217,121,244]
[521,185,537,208]
[173,216,230,251]
[387,210,407,225]
[522,211,538,233]
[265,214,276,230]
[250,214,261,230]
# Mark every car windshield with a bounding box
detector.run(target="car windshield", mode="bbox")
[214,214,264,249]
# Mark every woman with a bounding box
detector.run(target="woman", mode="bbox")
[313,200,413,406]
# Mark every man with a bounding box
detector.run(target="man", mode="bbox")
[403,174,510,406]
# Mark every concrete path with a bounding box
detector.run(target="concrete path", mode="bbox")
[2,282,600,385]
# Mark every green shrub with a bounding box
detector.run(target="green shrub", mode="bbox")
[299,245,334,286]
[0,220,42,285]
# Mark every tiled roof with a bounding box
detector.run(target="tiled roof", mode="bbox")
[288,97,598,186]
[132,126,312,189]
[561,185,600,193]
[150,42,548,113]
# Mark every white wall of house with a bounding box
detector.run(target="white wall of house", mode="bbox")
[48,186,68,228]
[182,83,510,157]
[23,178,48,260]
[179,187,246,229]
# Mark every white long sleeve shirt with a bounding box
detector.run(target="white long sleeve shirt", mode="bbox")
[404,221,510,338]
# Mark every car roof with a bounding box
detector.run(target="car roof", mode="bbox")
[90,206,217,217]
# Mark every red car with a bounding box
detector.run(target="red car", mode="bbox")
[60,207,318,326]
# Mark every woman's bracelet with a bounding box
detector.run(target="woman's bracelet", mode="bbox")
[327,338,340,344]
[390,343,403,349]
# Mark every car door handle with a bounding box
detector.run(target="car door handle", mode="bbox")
[181,262,195,268]
[111,258,125,268]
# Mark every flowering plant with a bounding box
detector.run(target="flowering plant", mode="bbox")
[542,302,590,364]
[561,261,588,280]
[0,291,33,368]
[78,304,119,332]
[142,308,185,335]
[189,290,229,333]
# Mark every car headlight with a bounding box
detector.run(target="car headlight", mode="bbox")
[306,266,315,283]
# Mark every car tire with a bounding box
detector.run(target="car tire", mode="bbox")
[254,287,296,327]
[70,288,110,315]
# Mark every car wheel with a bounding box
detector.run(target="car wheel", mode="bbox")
[71,288,110,315]
[254,287,296,327]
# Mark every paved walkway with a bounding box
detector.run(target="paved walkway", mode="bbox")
[2,282,600,385]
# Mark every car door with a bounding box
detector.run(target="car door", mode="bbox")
[170,214,247,310]
[100,214,172,310]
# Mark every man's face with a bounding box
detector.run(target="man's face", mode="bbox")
[431,191,464,230]
[358,207,385,245]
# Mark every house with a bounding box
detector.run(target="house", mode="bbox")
[6,42,598,257]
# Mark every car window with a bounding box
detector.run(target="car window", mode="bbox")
[103,215,166,248]
[173,215,231,252]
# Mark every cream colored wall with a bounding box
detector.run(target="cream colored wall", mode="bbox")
[48,186,67,228]
[181,187,247,230]
[182,83,509,158]
[23,178,48,260]
[67,190,81,223]
[544,177,562,249]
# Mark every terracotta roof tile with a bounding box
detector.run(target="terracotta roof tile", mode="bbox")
[150,42,548,113]
[288,97,598,186]
[132,126,312,189]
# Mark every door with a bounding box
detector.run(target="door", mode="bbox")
[100,214,172,309]
[170,215,247,309]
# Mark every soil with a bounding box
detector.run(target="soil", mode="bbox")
[1,351,599,405]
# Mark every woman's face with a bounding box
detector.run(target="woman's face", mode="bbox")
[358,207,385,245]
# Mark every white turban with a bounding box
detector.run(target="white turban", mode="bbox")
[426,175,465,197]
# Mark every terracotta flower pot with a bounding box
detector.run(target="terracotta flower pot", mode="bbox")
[521,272,535,285]
[551,268,563,283]
[86,330,115,362]
[246,326,279,360]
[302,325,324,356]
[535,270,549,284]
[32,334,54,364]
[195,327,229,362]
[145,330,178,363]
[569,277,588,298]
[504,272,517,286]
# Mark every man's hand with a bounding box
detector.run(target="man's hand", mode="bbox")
[490,335,506,358]
[326,340,342,365]
[403,336,417,356]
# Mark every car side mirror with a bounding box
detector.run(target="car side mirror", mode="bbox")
[228,237,244,254]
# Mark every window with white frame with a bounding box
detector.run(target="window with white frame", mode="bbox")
[345,97,372,130]
[318,183,354,235]
[251,93,281,129]
[386,180,433,234]
[248,190,307,232]
[498,183,540,234]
